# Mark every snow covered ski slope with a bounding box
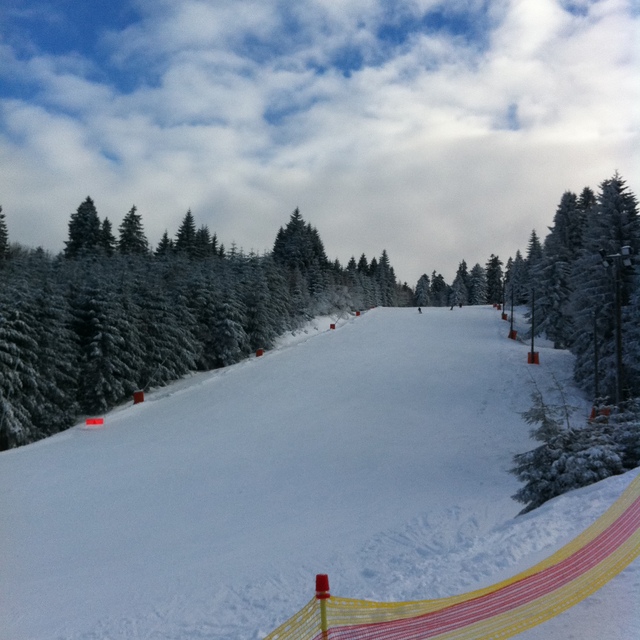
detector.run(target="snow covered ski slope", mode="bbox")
[1,306,638,639]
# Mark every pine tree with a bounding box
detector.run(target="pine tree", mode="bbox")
[135,278,198,389]
[28,277,79,437]
[273,208,329,271]
[65,197,102,258]
[485,255,503,304]
[526,229,543,266]
[524,230,543,299]
[450,261,469,306]
[429,271,449,307]
[243,260,279,351]
[577,186,597,216]
[535,192,585,348]
[414,274,430,306]
[175,210,197,257]
[70,274,140,414]
[0,291,42,449]
[211,288,249,367]
[376,250,397,306]
[100,218,117,256]
[624,289,640,395]
[449,274,467,307]
[118,206,149,255]
[467,264,487,305]
[569,173,640,400]
[155,230,174,256]
[511,393,640,513]
[357,254,369,273]
[0,314,37,450]
[194,225,212,259]
[0,205,9,263]
[505,251,527,305]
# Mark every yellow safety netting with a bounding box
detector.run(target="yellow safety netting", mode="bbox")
[264,473,640,639]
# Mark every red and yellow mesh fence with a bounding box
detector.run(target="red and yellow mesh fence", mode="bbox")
[264,474,640,639]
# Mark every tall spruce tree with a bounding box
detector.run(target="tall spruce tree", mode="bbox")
[569,173,640,400]
[450,261,470,306]
[65,197,102,258]
[414,274,430,306]
[429,271,449,307]
[505,251,527,305]
[534,192,585,348]
[468,263,487,305]
[70,274,140,414]
[175,210,197,257]
[0,276,45,450]
[273,208,328,271]
[0,206,8,263]
[118,206,149,255]
[194,225,213,259]
[485,254,504,304]
[155,230,174,256]
[100,218,117,256]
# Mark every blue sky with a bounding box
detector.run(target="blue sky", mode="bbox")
[1,0,638,283]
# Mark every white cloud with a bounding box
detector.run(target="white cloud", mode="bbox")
[0,0,638,283]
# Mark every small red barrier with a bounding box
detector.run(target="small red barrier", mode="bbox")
[316,574,330,599]
[256,348,265,357]
[508,329,518,340]
[133,390,145,404]
[528,352,540,364]
[85,418,104,427]
[330,324,336,330]
[589,407,611,422]
[355,311,361,317]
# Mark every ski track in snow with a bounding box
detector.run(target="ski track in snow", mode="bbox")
[0,307,638,640]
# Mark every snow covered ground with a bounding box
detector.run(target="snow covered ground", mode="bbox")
[1,306,638,640]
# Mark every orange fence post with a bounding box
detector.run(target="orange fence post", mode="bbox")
[316,574,330,639]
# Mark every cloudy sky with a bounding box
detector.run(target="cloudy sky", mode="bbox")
[1,0,638,284]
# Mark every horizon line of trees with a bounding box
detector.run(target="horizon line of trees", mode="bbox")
[1,171,638,451]
[413,172,639,405]
[408,172,639,512]
[0,202,412,450]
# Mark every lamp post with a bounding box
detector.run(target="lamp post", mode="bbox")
[599,246,633,406]
[593,309,600,400]
[528,288,539,364]
[508,285,517,339]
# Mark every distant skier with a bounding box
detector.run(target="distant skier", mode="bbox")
[418,307,422,314]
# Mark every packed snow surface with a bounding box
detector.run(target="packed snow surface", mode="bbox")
[1,306,638,639]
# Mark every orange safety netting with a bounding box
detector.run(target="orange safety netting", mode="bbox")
[265,474,640,639]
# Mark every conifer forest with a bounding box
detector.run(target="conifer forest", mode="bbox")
[0,172,639,461]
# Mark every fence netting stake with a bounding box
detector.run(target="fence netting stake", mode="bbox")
[316,574,330,639]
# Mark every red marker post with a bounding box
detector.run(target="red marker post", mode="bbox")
[316,574,330,639]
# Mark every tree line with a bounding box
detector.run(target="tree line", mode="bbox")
[414,173,639,405]
[1,172,637,453]
[409,172,639,512]
[0,203,408,449]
